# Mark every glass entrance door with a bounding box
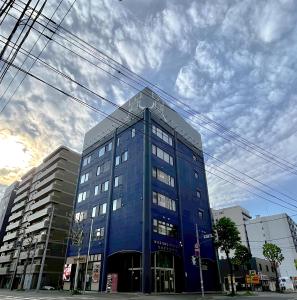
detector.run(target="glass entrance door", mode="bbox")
[156,268,175,292]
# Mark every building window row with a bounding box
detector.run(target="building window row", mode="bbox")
[77,191,89,203]
[113,198,122,211]
[97,161,110,176]
[93,227,104,240]
[83,155,91,167]
[94,180,109,195]
[152,145,173,166]
[75,211,87,222]
[99,142,112,158]
[115,151,128,166]
[153,191,176,211]
[80,172,90,184]
[92,203,107,217]
[152,168,175,187]
[153,219,177,237]
[152,125,173,146]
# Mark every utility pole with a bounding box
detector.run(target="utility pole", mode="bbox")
[83,217,94,292]
[195,224,204,297]
[36,205,55,291]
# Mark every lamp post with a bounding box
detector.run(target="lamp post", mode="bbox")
[83,216,94,292]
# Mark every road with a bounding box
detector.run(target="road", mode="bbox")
[0,290,297,300]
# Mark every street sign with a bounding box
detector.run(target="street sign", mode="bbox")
[203,234,213,239]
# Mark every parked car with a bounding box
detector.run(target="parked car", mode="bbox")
[42,285,55,290]
[279,277,294,291]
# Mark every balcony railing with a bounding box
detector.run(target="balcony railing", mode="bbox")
[25,219,49,234]
[0,266,9,275]
[0,242,15,253]
[27,207,51,223]
[11,200,26,213]
[3,231,18,242]
[0,253,12,263]
[6,220,21,231]
[8,210,24,222]
[13,191,29,204]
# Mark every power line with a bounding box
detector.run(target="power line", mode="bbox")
[3,0,297,178]
[2,57,297,216]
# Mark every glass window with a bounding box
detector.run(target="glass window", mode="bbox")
[96,166,101,176]
[101,181,109,192]
[152,168,175,187]
[113,198,122,211]
[131,128,135,138]
[77,191,88,203]
[153,219,177,237]
[117,138,120,147]
[92,207,96,218]
[106,142,112,152]
[94,185,99,195]
[114,175,123,187]
[83,156,91,167]
[122,151,128,162]
[152,125,173,146]
[80,173,89,184]
[99,147,105,157]
[196,190,201,198]
[97,161,110,175]
[93,227,104,240]
[152,145,173,166]
[115,156,120,166]
[193,154,197,161]
[152,191,176,211]
[195,172,199,179]
[92,203,107,217]
[75,211,87,222]
[198,210,203,219]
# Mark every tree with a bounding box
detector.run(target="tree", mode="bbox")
[263,243,284,292]
[233,244,252,267]
[213,217,241,296]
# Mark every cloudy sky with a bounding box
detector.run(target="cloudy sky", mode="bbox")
[1,0,297,219]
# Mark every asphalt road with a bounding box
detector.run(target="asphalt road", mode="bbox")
[0,290,297,300]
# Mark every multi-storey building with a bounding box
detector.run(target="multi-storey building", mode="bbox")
[0,146,80,289]
[212,206,252,259]
[65,88,219,293]
[0,182,19,245]
[246,213,297,277]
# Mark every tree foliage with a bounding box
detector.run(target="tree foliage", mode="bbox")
[262,243,284,265]
[233,244,252,266]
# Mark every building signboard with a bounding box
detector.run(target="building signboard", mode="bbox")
[92,262,101,283]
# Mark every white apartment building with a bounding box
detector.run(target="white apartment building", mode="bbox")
[212,206,252,259]
[246,214,297,277]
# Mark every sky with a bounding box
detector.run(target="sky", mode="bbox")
[1,0,297,220]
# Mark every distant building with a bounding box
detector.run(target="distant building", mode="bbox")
[212,205,252,258]
[0,182,19,245]
[246,213,297,278]
[0,146,80,289]
[65,88,219,293]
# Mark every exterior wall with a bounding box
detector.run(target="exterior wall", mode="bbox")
[212,206,252,259]
[0,146,80,289]
[0,182,19,245]
[246,214,297,277]
[67,89,218,293]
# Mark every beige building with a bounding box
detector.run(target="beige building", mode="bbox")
[212,205,252,259]
[0,146,80,289]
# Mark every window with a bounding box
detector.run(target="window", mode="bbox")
[99,142,112,157]
[152,145,173,165]
[198,210,204,219]
[152,125,173,146]
[83,156,91,167]
[101,181,109,192]
[131,128,135,138]
[115,151,128,166]
[75,211,87,222]
[113,198,122,211]
[114,175,123,187]
[193,155,197,161]
[153,192,176,211]
[77,191,88,203]
[153,219,177,237]
[259,263,262,271]
[152,168,175,187]
[93,227,104,240]
[96,161,110,176]
[92,203,107,217]
[122,151,128,162]
[196,190,201,198]
[80,173,89,184]
[266,265,269,272]
[94,185,99,195]
[117,138,120,147]
[195,172,198,179]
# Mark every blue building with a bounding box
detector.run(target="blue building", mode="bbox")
[65,88,219,293]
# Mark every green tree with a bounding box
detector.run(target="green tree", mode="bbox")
[213,217,241,296]
[233,244,252,267]
[263,243,284,292]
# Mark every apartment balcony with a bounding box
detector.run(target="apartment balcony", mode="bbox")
[31,181,70,201]
[16,181,31,195]
[22,233,46,247]
[0,266,9,275]
[0,253,13,263]
[20,248,44,261]
[34,171,66,192]
[3,231,18,242]
[6,220,21,231]
[0,242,15,253]
[13,191,29,204]
[27,264,41,274]
[27,207,51,223]
[8,210,24,222]
[34,161,67,183]
[30,192,59,211]
[16,265,24,274]
[25,219,49,234]
[11,200,26,213]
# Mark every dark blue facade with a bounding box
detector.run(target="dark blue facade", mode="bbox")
[67,110,219,293]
